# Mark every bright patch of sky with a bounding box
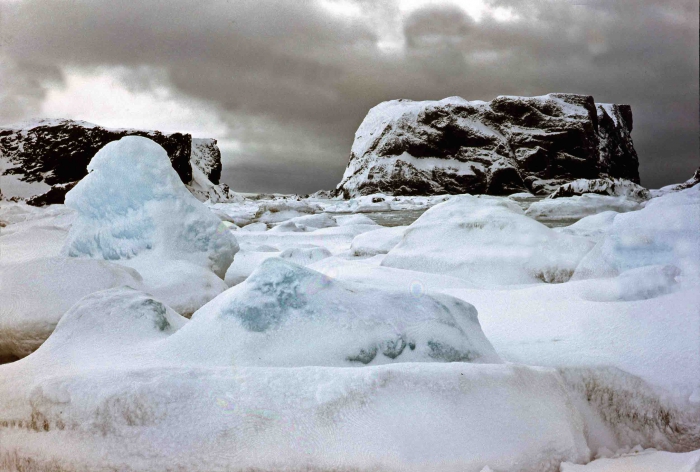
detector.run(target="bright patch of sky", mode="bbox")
[318,0,518,54]
[40,67,231,139]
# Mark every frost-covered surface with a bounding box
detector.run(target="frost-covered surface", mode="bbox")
[0,257,142,361]
[2,169,700,469]
[63,136,238,279]
[350,225,406,256]
[337,94,639,197]
[548,178,650,200]
[170,258,501,367]
[382,195,595,285]
[0,282,594,471]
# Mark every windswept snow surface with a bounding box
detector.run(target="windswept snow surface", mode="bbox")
[2,170,700,469]
[0,280,593,471]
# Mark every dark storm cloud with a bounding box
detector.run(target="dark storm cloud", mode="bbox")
[0,0,697,192]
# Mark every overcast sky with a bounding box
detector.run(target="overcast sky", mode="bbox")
[1,0,697,193]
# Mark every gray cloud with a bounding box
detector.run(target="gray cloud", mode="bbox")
[1,0,697,192]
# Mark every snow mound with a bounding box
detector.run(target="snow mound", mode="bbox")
[0,257,142,361]
[574,186,700,282]
[31,287,187,363]
[167,258,501,367]
[554,211,618,242]
[548,178,650,200]
[62,136,238,278]
[351,225,407,256]
[526,194,642,224]
[382,195,595,285]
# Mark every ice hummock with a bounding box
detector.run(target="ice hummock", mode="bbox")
[0,279,591,471]
[164,257,502,367]
[62,136,238,278]
[382,195,595,285]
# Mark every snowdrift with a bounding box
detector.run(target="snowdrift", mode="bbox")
[382,195,594,285]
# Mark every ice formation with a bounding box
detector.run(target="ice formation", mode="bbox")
[573,185,700,282]
[172,258,501,367]
[62,136,238,278]
[547,178,650,200]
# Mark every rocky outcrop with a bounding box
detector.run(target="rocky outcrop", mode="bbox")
[548,178,650,201]
[0,119,233,205]
[336,94,640,197]
[651,168,700,198]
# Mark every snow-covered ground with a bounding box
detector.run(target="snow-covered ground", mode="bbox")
[1,138,699,471]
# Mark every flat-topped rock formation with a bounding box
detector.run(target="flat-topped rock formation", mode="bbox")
[336,93,640,197]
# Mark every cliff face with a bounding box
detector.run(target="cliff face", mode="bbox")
[0,119,230,205]
[336,94,640,197]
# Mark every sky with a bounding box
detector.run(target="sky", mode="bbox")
[0,0,697,193]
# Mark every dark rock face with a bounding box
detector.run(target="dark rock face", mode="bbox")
[336,94,640,197]
[0,119,192,205]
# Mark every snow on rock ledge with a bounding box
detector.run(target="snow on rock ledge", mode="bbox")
[651,167,700,198]
[62,136,238,278]
[548,178,650,200]
[337,94,639,197]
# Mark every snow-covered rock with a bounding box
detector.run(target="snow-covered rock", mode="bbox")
[651,167,700,197]
[186,138,242,203]
[382,195,595,285]
[62,136,239,278]
[0,119,239,205]
[0,257,142,361]
[337,94,639,197]
[547,178,650,200]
